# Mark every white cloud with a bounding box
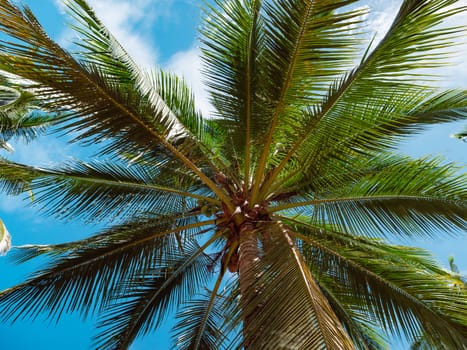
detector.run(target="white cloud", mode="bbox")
[439,1,467,87]
[54,0,162,68]
[2,134,75,167]
[165,46,213,117]
[0,194,27,213]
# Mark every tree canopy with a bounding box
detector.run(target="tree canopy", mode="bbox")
[0,0,466,349]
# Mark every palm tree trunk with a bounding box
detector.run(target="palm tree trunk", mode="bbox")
[238,222,260,349]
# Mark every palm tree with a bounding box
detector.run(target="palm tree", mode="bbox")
[0,0,466,348]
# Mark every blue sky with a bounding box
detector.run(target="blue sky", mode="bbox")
[0,1,466,349]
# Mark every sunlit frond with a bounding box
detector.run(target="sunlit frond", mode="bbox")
[0,82,53,151]
[289,226,467,349]
[93,238,216,350]
[271,155,467,238]
[262,0,467,196]
[0,216,216,322]
[0,158,217,222]
[234,224,354,349]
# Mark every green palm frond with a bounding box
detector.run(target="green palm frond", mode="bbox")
[171,244,235,350]
[0,216,216,322]
[318,285,389,350]
[289,227,467,349]
[286,88,467,185]
[65,0,222,164]
[172,284,227,349]
[63,0,238,185]
[260,0,467,195]
[250,0,364,200]
[93,237,216,350]
[271,155,466,237]
[0,158,217,222]
[0,1,232,204]
[234,224,354,349]
[0,83,53,151]
[201,0,265,177]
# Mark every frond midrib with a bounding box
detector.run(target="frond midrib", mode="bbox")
[0,218,216,298]
[116,232,221,348]
[269,194,465,213]
[289,230,465,342]
[251,0,315,203]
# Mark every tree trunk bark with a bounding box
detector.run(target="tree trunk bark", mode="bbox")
[238,223,260,349]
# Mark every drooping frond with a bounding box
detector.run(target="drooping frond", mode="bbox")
[0,215,216,322]
[93,237,217,350]
[321,292,389,350]
[0,158,217,222]
[287,226,467,349]
[0,1,233,204]
[172,282,228,349]
[271,155,467,238]
[236,223,355,349]
[171,241,238,350]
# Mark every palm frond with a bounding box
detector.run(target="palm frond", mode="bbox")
[271,155,467,238]
[65,1,228,171]
[0,158,217,222]
[289,88,467,185]
[0,216,216,322]
[201,0,265,175]
[172,284,226,349]
[0,1,232,204]
[0,84,53,150]
[262,0,467,194]
[93,237,216,350]
[0,0,465,348]
[236,223,354,349]
[318,284,389,350]
[250,0,363,201]
[289,227,467,349]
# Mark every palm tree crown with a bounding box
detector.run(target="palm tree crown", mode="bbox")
[0,0,466,349]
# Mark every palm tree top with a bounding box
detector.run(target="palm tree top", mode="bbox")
[0,0,466,349]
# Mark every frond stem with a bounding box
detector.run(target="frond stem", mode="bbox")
[287,229,459,333]
[268,194,447,213]
[250,0,314,203]
[0,218,218,298]
[0,3,233,210]
[120,230,223,345]
[277,221,355,348]
[244,0,261,191]
[191,242,236,349]
[258,7,408,197]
